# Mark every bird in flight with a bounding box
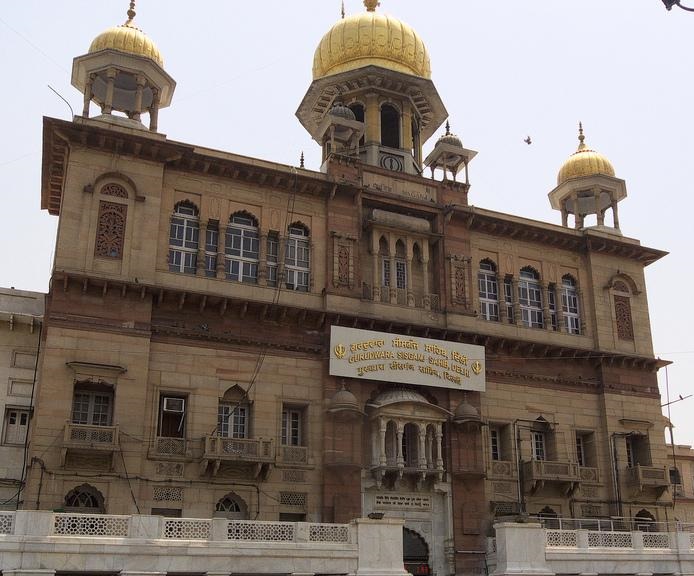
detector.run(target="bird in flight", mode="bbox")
[524,136,532,145]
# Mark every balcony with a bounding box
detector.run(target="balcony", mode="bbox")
[61,422,119,467]
[625,464,669,497]
[487,459,516,480]
[371,458,444,489]
[522,460,581,495]
[277,445,310,467]
[201,435,274,478]
[361,284,440,312]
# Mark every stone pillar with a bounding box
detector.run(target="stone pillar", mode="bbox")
[402,106,412,153]
[197,221,207,275]
[133,74,146,121]
[498,273,508,323]
[555,284,566,333]
[541,283,551,330]
[216,223,226,279]
[492,522,553,576]
[389,254,397,304]
[561,208,568,227]
[406,243,414,307]
[612,199,620,229]
[278,233,287,288]
[103,67,117,114]
[258,232,268,286]
[435,423,444,471]
[512,278,521,325]
[149,88,160,132]
[396,422,405,467]
[82,74,94,117]
[379,419,387,466]
[365,94,380,145]
[353,518,409,576]
[417,423,427,469]
[577,287,586,334]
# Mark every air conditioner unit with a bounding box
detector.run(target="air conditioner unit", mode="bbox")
[163,397,185,413]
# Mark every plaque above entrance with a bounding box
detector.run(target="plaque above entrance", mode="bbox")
[329,326,485,391]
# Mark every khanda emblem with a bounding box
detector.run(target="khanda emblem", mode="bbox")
[334,344,347,359]
[471,360,482,375]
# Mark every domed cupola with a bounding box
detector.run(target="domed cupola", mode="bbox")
[328,383,364,419]
[71,1,176,131]
[424,121,477,182]
[549,123,627,233]
[297,1,447,175]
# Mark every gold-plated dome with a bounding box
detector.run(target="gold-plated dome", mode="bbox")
[88,2,164,67]
[312,1,431,80]
[557,123,615,185]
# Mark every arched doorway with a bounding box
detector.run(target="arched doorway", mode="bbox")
[403,527,430,576]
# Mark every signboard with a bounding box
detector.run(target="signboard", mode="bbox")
[329,326,485,392]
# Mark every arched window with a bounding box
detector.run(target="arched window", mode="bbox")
[169,201,199,274]
[519,268,543,328]
[225,212,259,283]
[285,223,310,292]
[349,103,365,147]
[381,104,400,149]
[478,260,499,321]
[64,484,105,513]
[215,493,248,520]
[561,275,581,334]
[612,279,634,341]
[218,385,249,439]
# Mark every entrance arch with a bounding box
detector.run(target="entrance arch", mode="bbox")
[403,527,430,576]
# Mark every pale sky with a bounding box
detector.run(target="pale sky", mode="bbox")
[1,1,692,444]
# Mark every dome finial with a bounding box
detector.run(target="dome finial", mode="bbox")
[364,0,380,12]
[125,1,136,26]
[577,121,586,150]
[341,0,345,18]
[445,120,451,135]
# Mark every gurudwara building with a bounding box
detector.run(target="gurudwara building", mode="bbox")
[1,2,685,576]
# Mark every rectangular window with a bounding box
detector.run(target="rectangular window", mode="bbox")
[218,404,248,439]
[382,259,391,287]
[395,260,407,290]
[575,431,596,468]
[4,409,30,445]
[478,270,499,321]
[490,428,500,461]
[626,434,651,467]
[159,395,186,438]
[285,230,310,292]
[281,407,303,446]
[532,431,546,461]
[71,388,113,426]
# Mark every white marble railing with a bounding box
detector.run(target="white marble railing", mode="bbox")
[0,511,352,543]
[0,512,405,576]
[494,521,694,576]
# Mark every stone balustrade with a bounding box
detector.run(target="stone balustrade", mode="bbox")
[0,511,408,576]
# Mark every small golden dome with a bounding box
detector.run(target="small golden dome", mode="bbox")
[557,123,615,185]
[312,1,431,80]
[89,3,163,67]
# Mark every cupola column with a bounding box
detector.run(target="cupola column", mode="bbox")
[82,74,95,117]
[132,74,146,121]
[149,88,160,131]
[612,200,620,229]
[379,418,387,466]
[417,423,427,469]
[103,68,117,114]
[402,106,413,156]
[396,422,405,468]
[435,423,444,471]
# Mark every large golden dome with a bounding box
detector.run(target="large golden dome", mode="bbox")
[557,124,615,185]
[88,4,163,67]
[312,1,431,80]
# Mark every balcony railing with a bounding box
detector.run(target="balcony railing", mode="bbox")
[524,460,580,482]
[151,436,187,458]
[625,464,669,493]
[362,283,440,311]
[204,435,274,463]
[63,422,119,449]
[487,459,515,479]
[278,445,309,465]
